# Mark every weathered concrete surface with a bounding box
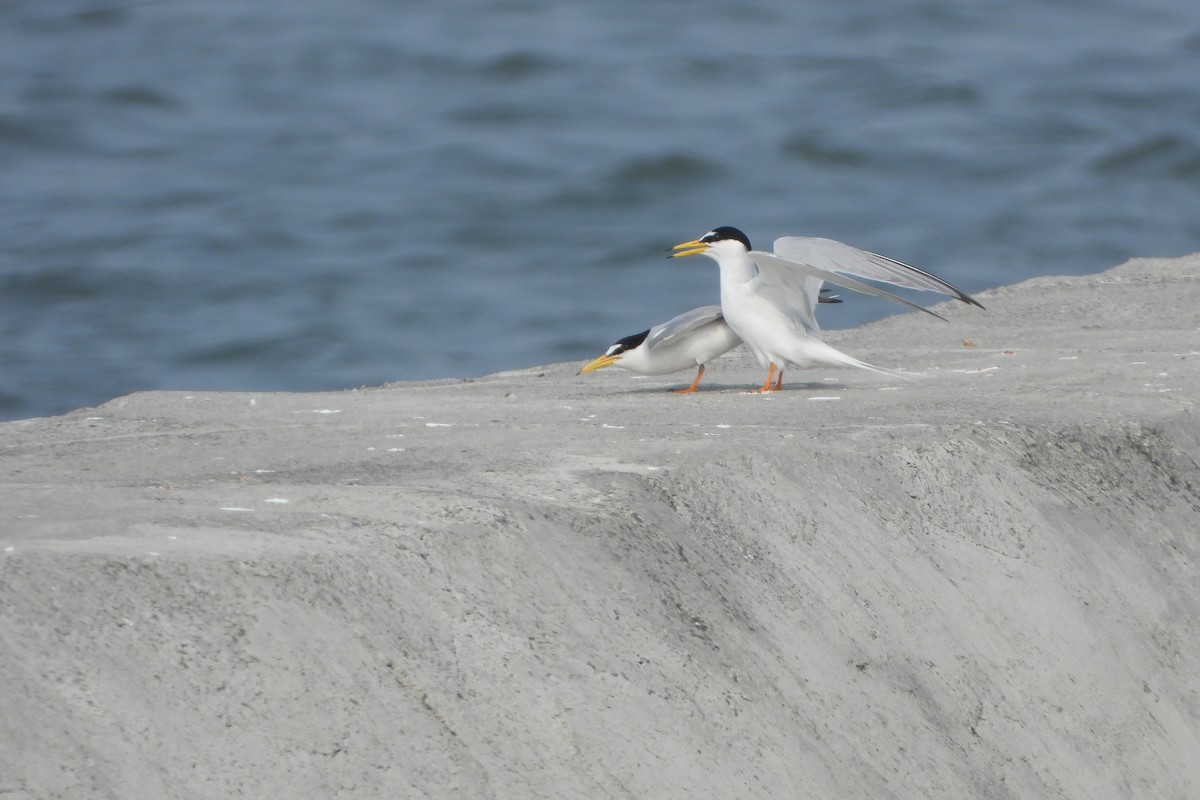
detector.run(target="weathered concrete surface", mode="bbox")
[1,254,1198,799]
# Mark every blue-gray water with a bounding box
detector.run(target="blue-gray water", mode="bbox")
[3,0,1200,421]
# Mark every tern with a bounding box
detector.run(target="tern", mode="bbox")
[578,290,843,393]
[670,226,982,392]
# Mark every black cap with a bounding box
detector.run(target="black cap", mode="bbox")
[700,226,751,250]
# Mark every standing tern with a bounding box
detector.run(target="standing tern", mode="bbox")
[670,226,983,392]
[578,291,843,393]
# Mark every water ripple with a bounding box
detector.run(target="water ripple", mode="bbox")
[1090,134,1200,179]
[3,0,1200,419]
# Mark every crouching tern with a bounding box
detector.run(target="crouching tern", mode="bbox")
[670,226,983,392]
[578,290,844,393]
[578,305,738,393]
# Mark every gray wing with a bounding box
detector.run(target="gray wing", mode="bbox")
[750,251,949,322]
[645,305,730,350]
[772,237,983,308]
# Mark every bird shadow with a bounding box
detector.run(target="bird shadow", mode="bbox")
[607,379,854,396]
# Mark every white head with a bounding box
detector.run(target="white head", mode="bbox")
[577,328,650,374]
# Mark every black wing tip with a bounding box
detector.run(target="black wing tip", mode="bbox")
[871,250,987,310]
[934,291,984,315]
[953,290,986,310]
[923,306,950,322]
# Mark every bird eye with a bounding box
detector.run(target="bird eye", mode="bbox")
[704,226,750,249]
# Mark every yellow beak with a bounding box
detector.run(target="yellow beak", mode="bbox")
[670,239,708,258]
[578,354,620,375]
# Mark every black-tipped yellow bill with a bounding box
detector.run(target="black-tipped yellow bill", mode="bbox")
[670,239,708,258]
[578,354,620,375]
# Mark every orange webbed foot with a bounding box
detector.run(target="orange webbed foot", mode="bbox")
[671,365,705,394]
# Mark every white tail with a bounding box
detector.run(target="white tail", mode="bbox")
[795,339,919,382]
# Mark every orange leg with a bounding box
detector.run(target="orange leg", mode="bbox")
[773,368,784,391]
[671,365,705,394]
[753,363,777,393]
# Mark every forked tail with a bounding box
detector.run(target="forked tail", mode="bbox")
[806,339,919,382]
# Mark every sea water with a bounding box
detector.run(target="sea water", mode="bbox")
[2,0,1199,419]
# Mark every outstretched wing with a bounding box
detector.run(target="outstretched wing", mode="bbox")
[750,251,949,322]
[772,237,984,308]
[646,305,732,350]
